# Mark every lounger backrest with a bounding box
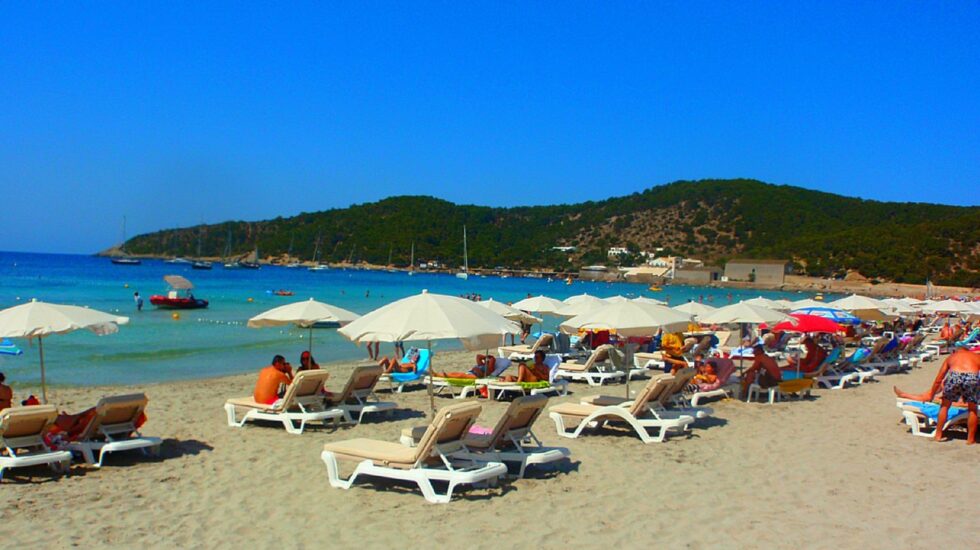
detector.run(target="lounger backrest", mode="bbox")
[334,365,382,403]
[0,404,58,440]
[629,374,673,416]
[282,370,331,403]
[490,357,512,377]
[711,358,737,385]
[592,344,613,367]
[484,394,548,449]
[660,368,696,406]
[532,333,555,352]
[413,402,483,461]
[75,393,149,441]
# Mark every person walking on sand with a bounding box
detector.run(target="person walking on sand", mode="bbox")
[894,349,980,444]
[134,291,143,312]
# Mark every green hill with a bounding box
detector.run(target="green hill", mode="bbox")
[122,179,980,286]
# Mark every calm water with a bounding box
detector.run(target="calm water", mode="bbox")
[0,251,818,386]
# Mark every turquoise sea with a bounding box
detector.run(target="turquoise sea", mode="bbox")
[0,251,819,386]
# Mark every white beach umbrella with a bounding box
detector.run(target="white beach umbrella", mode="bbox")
[879,298,916,315]
[828,294,888,312]
[556,295,609,317]
[672,301,717,320]
[510,295,565,315]
[741,296,790,311]
[0,300,129,403]
[560,301,692,397]
[603,295,632,304]
[793,298,827,309]
[247,298,360,352]
[699,302,792,326]
[560,301,692,337]
[563,293,598,305]
[632,296,667,306]
[476,299,542,325]
[921,299,974,315]
[338,291,520,415]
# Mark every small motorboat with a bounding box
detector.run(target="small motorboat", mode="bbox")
[192,261,213,270]
[237,261,261,269]
[165,257,193,265]
[150,275,209,309]
[273,289,294,296]
[111,257,142,265]
[308,264,330,272]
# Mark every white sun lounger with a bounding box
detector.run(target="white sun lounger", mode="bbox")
[225,370,349,434]
[321,401,507,503]
[549,373,694,443]
[498,333,555,360]
[325,365,397,424]
[401,394,570,478]
[0,405,73,481]
[554,345,626,386]
[68,394,162,468]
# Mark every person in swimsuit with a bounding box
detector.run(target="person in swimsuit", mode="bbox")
[740,344,783,398]
[659,331,688,373]
[434,354,497,379]
[253,355,294,405]
[499,350,550,383]
[894,349,980,444]
[379,348,420,373]
[297,351,319,372]
[784,336,827,374]
[0,372,12,411]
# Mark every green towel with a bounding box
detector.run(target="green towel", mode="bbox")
[517,381,552,390]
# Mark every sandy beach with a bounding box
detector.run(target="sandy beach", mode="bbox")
[1,347,975,549]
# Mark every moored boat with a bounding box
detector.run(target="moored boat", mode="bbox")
[150,275,209,309]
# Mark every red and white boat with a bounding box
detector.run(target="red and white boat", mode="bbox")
[150,275,209,309]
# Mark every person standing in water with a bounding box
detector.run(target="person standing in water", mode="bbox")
[134,291,143,312]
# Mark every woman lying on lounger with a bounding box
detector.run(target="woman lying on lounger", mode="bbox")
[379,348,421,373]
[498,350,550,383]
[433,354,497,379]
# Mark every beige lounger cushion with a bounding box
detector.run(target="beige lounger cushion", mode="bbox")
[225,397,281,412]
[324,438,420,467]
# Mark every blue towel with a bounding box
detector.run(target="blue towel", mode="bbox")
[904,401,967,421]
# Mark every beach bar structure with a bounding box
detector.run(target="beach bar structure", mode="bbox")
[724,259,790,285]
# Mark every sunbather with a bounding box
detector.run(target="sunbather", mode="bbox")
[784,336,827,373]
[893,349,979,444]
[379,348,420,374]
[500,350,550,383]
[740,344,783,397]
[0,372,11,411]
[434,354,496,379]
[48,405,148,443]
[254,355,294,405]
[297,351,320,372]
[686,355,718,391]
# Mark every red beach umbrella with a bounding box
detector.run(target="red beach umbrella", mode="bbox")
[771,313,841,334]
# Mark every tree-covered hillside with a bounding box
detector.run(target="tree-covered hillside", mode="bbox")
[121,179,980,286]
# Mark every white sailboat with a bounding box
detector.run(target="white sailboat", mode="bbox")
[455,226,469,280]
[408,242,415,276]
[111,216,141,265]
[308,232,329,271]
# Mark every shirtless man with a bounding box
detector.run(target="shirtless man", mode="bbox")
[253,355,294,404]
[894,349,980,444]
[740,344,783,398]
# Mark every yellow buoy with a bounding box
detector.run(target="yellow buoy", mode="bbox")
[171,312,180,320]
[247,297,254,303]
[124,283,129,288]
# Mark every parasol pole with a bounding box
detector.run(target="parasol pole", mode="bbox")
[308,326,314,353]
[426,340,435,420]
[38,336,47,404]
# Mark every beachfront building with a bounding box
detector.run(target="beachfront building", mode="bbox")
[724,259,790,285]
[673,266,722,285]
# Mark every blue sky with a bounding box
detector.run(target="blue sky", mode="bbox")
[1,3,977,253]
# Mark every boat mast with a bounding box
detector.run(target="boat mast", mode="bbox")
[462,225,468,273]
